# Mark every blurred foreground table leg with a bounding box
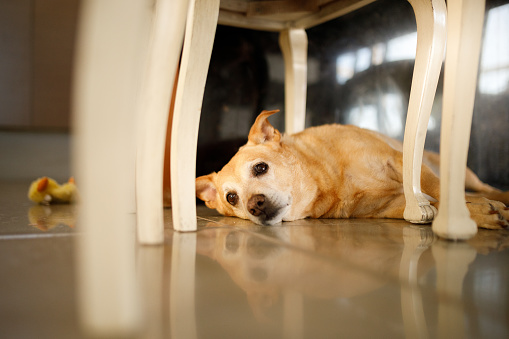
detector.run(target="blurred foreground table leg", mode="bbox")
[72,0,149,335]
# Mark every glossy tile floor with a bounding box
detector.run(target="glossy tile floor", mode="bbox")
[1,0,509,336]
[2,178,509,338]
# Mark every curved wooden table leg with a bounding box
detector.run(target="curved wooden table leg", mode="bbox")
[432,0,485,240]
[279,28,308,134]
[403,0,447,224]
[136,0,190,244]
[171,0,220,232]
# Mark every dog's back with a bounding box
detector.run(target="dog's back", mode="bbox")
[283,123,411,219]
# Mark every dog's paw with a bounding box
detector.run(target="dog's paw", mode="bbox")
[466,197,509,230]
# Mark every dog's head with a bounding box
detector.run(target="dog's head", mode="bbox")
[196,110,300,225]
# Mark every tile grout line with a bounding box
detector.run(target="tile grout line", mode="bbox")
[0,232,78,240]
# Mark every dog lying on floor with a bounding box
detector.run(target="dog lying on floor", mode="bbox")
[196,110,509,229]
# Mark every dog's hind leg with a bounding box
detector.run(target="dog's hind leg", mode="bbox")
[420,166,509,230]
[465,186,509,206]
[463,169,509,205]
[477,191,509,206]
[423,149,509,205]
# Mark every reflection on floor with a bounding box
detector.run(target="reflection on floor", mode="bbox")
[1,181,509,338]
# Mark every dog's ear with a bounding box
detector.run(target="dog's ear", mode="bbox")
[196,173,218,209]
[247,110,281,145]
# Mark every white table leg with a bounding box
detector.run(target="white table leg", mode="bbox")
[403,0,447,224]
[171,0,220,232]
[279,29,308,134]
[432,0,485,240]
[136,0,190,244]
[72,0,149,334]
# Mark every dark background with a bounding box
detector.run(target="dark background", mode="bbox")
[197,0,509,189]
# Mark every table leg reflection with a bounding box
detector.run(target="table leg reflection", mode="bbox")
[432,240,477,339]
[399,226,478,338]
[170,232,198,339]
[400,226,435,339]
[137,246,165,339]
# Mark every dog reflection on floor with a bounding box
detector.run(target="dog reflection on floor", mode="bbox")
[196,220,433,322]
[196,219,509,324]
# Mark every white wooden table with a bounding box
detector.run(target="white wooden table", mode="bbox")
[167,0,447,240]
[71,0,485,335]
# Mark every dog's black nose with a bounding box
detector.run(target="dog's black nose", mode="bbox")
[248,194,266,216]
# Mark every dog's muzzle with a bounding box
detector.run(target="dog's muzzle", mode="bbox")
[247,194,282,225]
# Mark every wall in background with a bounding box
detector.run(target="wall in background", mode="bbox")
[0,0,79,129]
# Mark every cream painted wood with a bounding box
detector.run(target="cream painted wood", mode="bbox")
[431,0,485,240]
[217,0,377,32]
[218,10,286,31]
[171,0,221,232]
[294,0,377,29]
[432,241,476,338]
[403,0,446,224]
[72,0,149,335]
[170,232,198,339]
[279,29,308,134]
[136,0,190,244]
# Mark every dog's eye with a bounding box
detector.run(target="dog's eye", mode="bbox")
[226,192,238,205]
[253,162,268,176]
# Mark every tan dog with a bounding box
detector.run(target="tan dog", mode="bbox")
[196,110,509,229]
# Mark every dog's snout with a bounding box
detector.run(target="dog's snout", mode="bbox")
[248,194,266,216]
